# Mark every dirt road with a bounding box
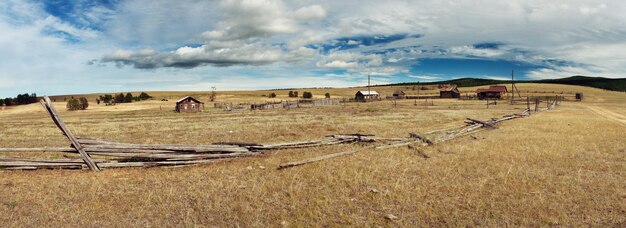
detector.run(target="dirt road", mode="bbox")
[587,105,626,126]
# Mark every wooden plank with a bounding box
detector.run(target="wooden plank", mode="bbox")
[466,118,498,129]
[40,97,100,171]
[408,145,430,158]
[408,132,434,145]
[0,148,76,153]
[278,145,377,169]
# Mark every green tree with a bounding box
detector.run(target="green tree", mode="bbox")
[66,98,81,111]
[138,92,152,100]
[100,94,113,103]
[79,97,89,110]
[115,93,125,103]
[124,93,133,103]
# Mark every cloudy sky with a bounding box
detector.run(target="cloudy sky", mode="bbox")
[1,0,625,97]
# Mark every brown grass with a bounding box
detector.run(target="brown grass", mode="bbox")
[0,83,625,226]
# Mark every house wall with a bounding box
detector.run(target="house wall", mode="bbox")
[177,100,203,112]
[440,91,460,98]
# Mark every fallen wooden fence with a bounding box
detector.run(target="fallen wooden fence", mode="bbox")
[1,95,556,171]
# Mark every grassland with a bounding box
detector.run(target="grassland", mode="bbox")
[0,83,624,226]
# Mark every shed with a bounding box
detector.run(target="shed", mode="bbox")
[355,91,379,101]
[175,96,204,112]
[392,90,406,99]
[439,85,460,98]
[476,85,508,100]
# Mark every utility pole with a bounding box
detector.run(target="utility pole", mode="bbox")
[417,81,420,98]
[368,74,371,98]
[511,69,514,104]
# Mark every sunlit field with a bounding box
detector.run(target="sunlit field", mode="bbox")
[1,83,624,226]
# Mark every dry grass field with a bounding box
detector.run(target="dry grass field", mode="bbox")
[1,83,624,226]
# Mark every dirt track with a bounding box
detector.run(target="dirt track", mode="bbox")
[587,105,626,125]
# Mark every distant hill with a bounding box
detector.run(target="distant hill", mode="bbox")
[381,76,626,92]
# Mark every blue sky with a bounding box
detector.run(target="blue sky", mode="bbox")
[1,0,625,97]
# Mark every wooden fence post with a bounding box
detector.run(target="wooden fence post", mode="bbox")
[40,96,100,171]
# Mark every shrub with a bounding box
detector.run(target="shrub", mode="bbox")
[288,91,294,97]
[67,97,89,111]
[138,92,152,100]
[124,93,133,103]
[325,93,331,98]
[66,99,81,111]
[114,93,125,103]
[79,97,89,110]
[293,91,298,97]
[269,93,277,98]
[303,91,313,99]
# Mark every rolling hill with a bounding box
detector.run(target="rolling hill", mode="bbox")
[382,76,626,92]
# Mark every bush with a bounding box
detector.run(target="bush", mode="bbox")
[66,99,81,111]
[303,91,313,99]
[79,97,89,110]
[114,93,125,103]
[124,93,133,103]
[325,93,331,98]
[138,92,152,100]
[293,91,298,97]
[67,97,89,111]
[288,91,294,97]
[269,93,277,98]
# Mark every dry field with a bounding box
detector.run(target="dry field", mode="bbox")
[0,83,624,226]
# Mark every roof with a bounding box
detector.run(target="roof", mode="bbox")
[440,85,459,92]
[476,85,508,93]
[176,96,203,104]
[488,85,508,92]
[393,90,405,95]
[356,91,379,95]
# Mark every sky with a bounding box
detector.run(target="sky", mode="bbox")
[1,0,625,97]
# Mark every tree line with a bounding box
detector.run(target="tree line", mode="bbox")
[0,93,38,106]
[97,92,152,104]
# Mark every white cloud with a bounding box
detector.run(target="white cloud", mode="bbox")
[3,0,626,97]
[408,75,441,81]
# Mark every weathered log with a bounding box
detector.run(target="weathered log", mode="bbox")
[87,151,257,160]
[213,142,262,147]
[0,148,76,153]
[408,132,434,145]
[466,118,498,129]
[40,97,100,171]
[374,142,415,150]
[95,158,234,168]
[278,145,377,169]
[408,145,430,158]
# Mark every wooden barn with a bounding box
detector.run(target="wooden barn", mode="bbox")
[439,85,460,98]
[392,90,406,99]
[175,96,204,112]
[476,85,508,100]
[355,91,379,101]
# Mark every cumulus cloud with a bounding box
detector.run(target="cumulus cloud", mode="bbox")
[103,0,326,69]
[4,0,626,97]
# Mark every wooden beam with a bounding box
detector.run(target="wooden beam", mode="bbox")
[466,118,498,129]
[278,145,376,169]
[40,96,100,171]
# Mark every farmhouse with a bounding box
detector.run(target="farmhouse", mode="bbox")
[355,91,379,101]
[476,85,508,100]
[439,85,460,98]
[392,90,406,99]
[175,96,204,112]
